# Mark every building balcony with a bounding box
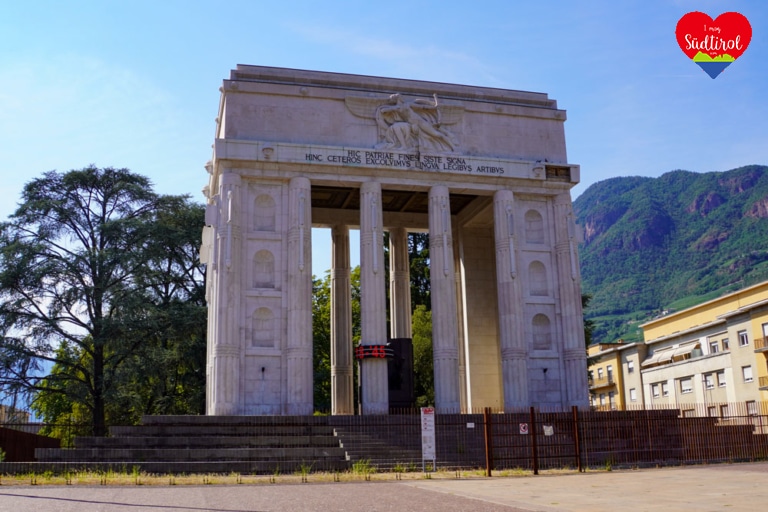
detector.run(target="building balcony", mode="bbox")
[755,337,768,352]
[589,376,615,389]
[760,375,768,391]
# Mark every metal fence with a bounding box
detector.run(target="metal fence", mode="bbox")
[1,402,767,474]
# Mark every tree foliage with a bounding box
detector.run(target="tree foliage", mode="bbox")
[312,267,361,412]
[0,167,205,434]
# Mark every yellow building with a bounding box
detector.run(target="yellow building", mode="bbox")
[640,280,768,416]
[587,341,646,410]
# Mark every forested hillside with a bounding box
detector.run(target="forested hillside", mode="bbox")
[574,165,768,344]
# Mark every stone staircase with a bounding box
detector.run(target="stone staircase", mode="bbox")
[0,415,431,475]
[5,416,350,474]
[332,427,422,470]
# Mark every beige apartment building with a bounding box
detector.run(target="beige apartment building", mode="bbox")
[588,281,768,416]
[587,341,645,410]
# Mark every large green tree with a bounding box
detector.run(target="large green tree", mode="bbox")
[0,167,205,435]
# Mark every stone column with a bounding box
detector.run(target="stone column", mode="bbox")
[360,181,389,414]
[429,185,461,413]
[331,225,354,415]
[553,193,589,408]
[286,177,313,415]
[493,190,529,410]
[359,181,389,414]
[389,227,412,339]
[210,172,242,415]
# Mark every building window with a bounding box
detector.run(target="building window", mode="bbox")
[742,365,753,383]
[599,394,606,406]
[704,373,714,389]
[747,400,758,416]
[627,360,635,374]
[707,406,717,418]
[597,367,604,379]
[608,391,616,410]
[722,338,730,351]
[662,381,669,396]
[739,331,749,347]
[651,383,660,398]
[680,377,693,394]
[629,388,637,402]
[607,365,614,382]
[717,370,726,387]
[709,340,719,354]
[720,404,729,418]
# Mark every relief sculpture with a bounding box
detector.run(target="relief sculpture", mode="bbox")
[346,93,463,153]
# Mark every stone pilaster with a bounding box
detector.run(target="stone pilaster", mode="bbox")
[553,193,589,408]
[331,225,354,415]
[429,185,461,413]
[286,177,313,415]
[389,227,412,339]
[493,189,528,410]
[360,181,389,414]
[210,172,242,415]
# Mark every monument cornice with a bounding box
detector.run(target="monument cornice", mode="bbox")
[227,65,560,111]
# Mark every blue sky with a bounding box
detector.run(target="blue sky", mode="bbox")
[1,0,766,273]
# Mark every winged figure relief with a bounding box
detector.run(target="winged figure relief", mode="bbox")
[345,94,464,152]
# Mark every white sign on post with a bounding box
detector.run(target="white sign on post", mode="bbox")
[421,407,436,469]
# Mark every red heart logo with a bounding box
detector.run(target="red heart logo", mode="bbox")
[675,12,752,78]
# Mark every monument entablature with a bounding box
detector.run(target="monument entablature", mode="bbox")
[203,65,589,416]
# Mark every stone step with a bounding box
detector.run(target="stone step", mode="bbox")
[76,435,341,449]
[140,415,334,426]
[109,425,336,437]
[36,447,347,462]
[0,459,351,475]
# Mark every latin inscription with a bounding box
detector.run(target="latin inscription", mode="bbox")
[303,149,506,175]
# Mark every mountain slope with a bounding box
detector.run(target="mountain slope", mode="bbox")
[574,165,768,344]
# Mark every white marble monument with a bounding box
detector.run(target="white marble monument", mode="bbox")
[201,65,589,415]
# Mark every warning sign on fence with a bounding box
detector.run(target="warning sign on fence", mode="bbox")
[421,407,436,460]
[543,425,554,436]
[519,423,529,435]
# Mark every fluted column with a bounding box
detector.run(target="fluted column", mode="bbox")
[493,190,528,410]
[211,172,242,415]
[331,225,354,415]
[360,181,389,414]
[389,227,412,339]
[429,185,461,412]
[286,177,313,415]
[553,193,589,408]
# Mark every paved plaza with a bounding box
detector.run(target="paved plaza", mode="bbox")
[1,462,766,512]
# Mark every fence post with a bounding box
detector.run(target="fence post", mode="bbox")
[530,406,539,475]
[572,405,582,472]
[483,407,493,477]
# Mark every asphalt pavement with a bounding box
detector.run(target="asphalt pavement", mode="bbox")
[1,461,766,512]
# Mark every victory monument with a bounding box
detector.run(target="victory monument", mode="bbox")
[201,65,589,416]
